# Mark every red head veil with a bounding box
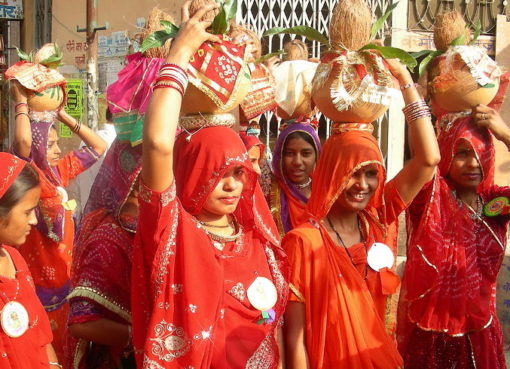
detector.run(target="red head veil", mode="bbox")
[0,152,27,199]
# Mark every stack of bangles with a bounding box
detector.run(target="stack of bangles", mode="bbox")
[71,119,81,134]
[14,102,29,120]
[402,100,431,123]
[153,63,189,97]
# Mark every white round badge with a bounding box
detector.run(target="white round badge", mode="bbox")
[1,301,29,338]
[247,277,278,312]
[367,242,394,272]
[56,186,69,203]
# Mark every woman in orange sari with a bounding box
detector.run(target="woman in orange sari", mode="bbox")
[271,122,321,236]
[282,60,440,369]
[10,82,107,360]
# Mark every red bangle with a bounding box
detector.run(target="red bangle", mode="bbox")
[15,102,28,111]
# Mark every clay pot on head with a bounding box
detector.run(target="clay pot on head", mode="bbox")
[27,85,65,112]
[312,52,396,123]
[180,73,252,115]
[428,52,500,112]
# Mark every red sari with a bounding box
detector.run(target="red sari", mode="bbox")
[15,112,100,361]
[0,246,53,369]
[66,141,141,369]
[282,131,404,369]
[399,85,510,368]
[131,127,288,369]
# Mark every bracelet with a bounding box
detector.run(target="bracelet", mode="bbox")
[402,100,431,123]
[155,76,186,94]
[49,362,63,369]
[153,80,185,97]
[15,102,28,111]
[71,120,81,134]
[15,112,29,119]
[400,82,417,90]
[158,65,188,89]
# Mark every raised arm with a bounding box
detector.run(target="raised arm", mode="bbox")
[57,109,107,156]
[10,81,32,158]
[473,104,510,150]
[388,59,441,204]
[142,1,220,191]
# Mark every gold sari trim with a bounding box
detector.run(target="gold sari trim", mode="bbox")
[270,180,286,238]
[289,283,305,302]
[68,286,131,322]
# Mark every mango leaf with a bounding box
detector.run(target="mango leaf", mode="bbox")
[160,20,179,32]
[40,44,64,66]
[370,2,399,40]
[16,47,31,62]
[418,50,443,76]
[254,50,285,64]
[450,34,466,46]
[361,44,417,70]
[470,20,481,45]
[482,83,496,88]
[140,29,178,53]
[223,0,237,24]
[410,50,432,59]
[263,26,329,46]
[211,4,228,34]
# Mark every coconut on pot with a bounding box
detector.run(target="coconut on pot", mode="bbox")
[311,0,398,125]
[5,43,66,112]
[427,11,502,112]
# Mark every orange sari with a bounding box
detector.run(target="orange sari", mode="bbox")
[282,131,404,369]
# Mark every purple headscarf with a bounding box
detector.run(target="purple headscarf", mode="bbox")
[271,122,321,232]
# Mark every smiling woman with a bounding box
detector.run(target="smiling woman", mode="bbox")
[282,59,440,369]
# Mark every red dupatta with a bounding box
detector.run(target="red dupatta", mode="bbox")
[398,74,510,359]
[132,127,287,369]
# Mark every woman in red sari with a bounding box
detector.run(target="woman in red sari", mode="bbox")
[0,152,60,369]
[398,77,510,369]
[10,81,107,360]
[271,122,321,236]
[283,60,440,369]
[131,4,287,369]
[66,140,141,369]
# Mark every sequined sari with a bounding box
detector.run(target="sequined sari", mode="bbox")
[15,111,99,361]
[398,76,510,369]
[282,131,404,369]
[131,127,288,369]
[66,140,142,369]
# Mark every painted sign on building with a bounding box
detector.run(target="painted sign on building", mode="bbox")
[0,0,22,20]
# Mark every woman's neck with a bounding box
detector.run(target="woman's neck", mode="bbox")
[454,187,479,208]
[195,212,229,226]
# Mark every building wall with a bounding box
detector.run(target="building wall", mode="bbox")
[52,0,185,69]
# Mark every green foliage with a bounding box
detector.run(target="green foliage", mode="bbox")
[450,34,466,46]
[16,47,31,62]
[361,44,417,70]
[470,20,482,45]
[370,2,399,41]
[39,44,64,67]
[211,0,237,34]
[140,21,180,53]
[254,50,285,64]
[263,26,330,47]
[416,50,443,76]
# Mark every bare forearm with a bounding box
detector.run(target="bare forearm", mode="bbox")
[59,111,106,155]
[46,344,60,368]
[12,98,32,158]
[69,318,130,347]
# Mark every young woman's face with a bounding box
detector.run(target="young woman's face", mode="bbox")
[447,139,482,191]
[0,186,40,246]
[201,166,246,217]
[336,164,379,213]
[282,137,317,185]
[47,127,62,167]
[247,145,262,176]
